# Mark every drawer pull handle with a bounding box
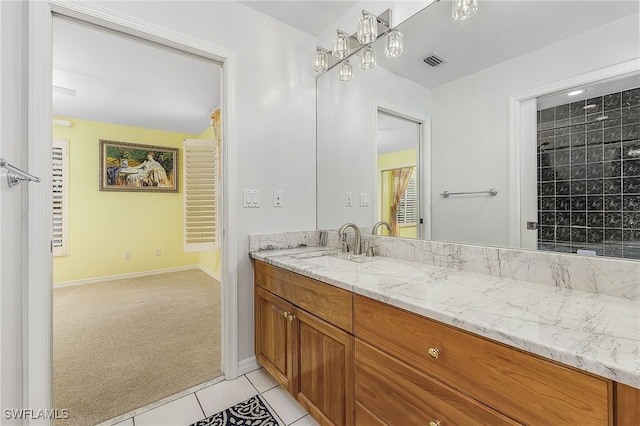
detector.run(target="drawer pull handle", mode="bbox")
[428,347,441,359]
[429,421,441,426]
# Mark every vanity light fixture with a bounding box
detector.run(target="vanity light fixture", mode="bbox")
[452,0,478,20]
[312,9,397,81]
[568,89,586,96]
[360,46,377,70]
[312,47,329,73]
[338,60,353,81]
[357,11,378,44]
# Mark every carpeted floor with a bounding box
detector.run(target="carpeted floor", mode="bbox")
[53,269,221,426]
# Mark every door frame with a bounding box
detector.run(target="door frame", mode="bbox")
[373,101,431,240]
[28,0,239,416]
[508,59,640,249]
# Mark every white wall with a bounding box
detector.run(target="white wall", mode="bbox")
[317,63,431,230]
[0,2,26,421]
[430,13,640,247]
[90,1,318,364]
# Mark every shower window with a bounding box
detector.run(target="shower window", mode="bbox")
[536,86,640,260]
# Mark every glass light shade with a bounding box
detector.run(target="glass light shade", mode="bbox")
[312,50,328,73]
[385,31,404,58]
[360,46,376,70]
[452,0,478,20]
[357,13,377,44]
[338,60,352,81]
[333,32,350,59]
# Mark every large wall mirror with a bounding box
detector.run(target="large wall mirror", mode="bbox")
[316,0,640,260]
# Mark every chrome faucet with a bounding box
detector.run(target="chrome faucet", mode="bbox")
[337,223,361,255]
[372,221,391,235]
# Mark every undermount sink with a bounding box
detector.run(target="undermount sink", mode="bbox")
[295,252,371,271]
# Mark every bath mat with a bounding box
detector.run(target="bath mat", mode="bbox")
[190,395,280,426]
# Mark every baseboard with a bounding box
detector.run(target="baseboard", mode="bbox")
[237,356,261,376]
[53,265,201,288]
[199,265,222,281]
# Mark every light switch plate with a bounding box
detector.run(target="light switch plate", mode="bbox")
[345,192,353,207]
[360,192,370,207]
[243,189,260,208]
[273,190,283,207]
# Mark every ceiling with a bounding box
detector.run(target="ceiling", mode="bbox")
[238,1,357,36]
[53,1,639,134]
[369,0,639,91]
[53,18,222,135]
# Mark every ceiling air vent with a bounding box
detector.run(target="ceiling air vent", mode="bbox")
[423,53,446,68]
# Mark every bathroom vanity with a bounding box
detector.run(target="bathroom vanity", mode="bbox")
[250,232,640,426]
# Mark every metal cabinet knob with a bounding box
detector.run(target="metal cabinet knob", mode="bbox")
[283,311,289,318]
[428,347,441,360]
[288,314,296,322]
[429,421,441,426]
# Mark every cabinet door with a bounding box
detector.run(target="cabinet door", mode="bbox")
[255,286,297,393]
[295,308,354,426]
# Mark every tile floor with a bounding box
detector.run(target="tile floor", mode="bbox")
[103,368,319,426]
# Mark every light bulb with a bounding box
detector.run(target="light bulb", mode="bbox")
[333,31,350,59]
[338,60,352,81]
[385,31,404,58]
[312,49,328,73]
[452,0,478,20]
[357,12,377,44]
[360,46,376,70]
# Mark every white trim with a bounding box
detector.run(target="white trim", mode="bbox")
[53,265,201,289]
[199,265,222,282]
[28,2,240,419]
[373,100,431,240]
[236,356,261,376]
[28,2,54,418]
[508,59,640,248]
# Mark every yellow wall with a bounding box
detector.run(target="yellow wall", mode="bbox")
[53,117,201,284]
[377,149,417,238]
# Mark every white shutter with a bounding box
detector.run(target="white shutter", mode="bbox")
[183,139,218,252]
[52,138,69,256]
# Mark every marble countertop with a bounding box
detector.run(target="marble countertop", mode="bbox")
[251,247,640,389]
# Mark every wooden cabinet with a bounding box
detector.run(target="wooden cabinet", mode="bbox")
[256,260,636,426]
[254,261,354,426]
[254,286,297,393]
[354,294,614,426]
[615,383,640,425]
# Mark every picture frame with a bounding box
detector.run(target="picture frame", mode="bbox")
[99,139,179,192]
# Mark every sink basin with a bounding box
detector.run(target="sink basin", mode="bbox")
[295,252,370,271]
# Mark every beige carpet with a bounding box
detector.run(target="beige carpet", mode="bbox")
[53,269,221,426]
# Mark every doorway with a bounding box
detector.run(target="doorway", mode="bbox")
[375,107,429,239]
[51,15,224,425]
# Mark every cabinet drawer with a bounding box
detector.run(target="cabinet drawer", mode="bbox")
[355,295,613,425]
[356,339,522,426]
[255,261,353,332]
[355,402,385,426]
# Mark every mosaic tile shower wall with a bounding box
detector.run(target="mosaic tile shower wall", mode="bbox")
[537,86,640,259]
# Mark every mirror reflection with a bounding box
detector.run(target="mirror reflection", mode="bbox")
[316,0,640,260]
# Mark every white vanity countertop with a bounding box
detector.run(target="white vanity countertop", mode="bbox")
[251,247,640,389]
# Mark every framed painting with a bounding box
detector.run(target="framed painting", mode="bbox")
[99,140,179,192]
